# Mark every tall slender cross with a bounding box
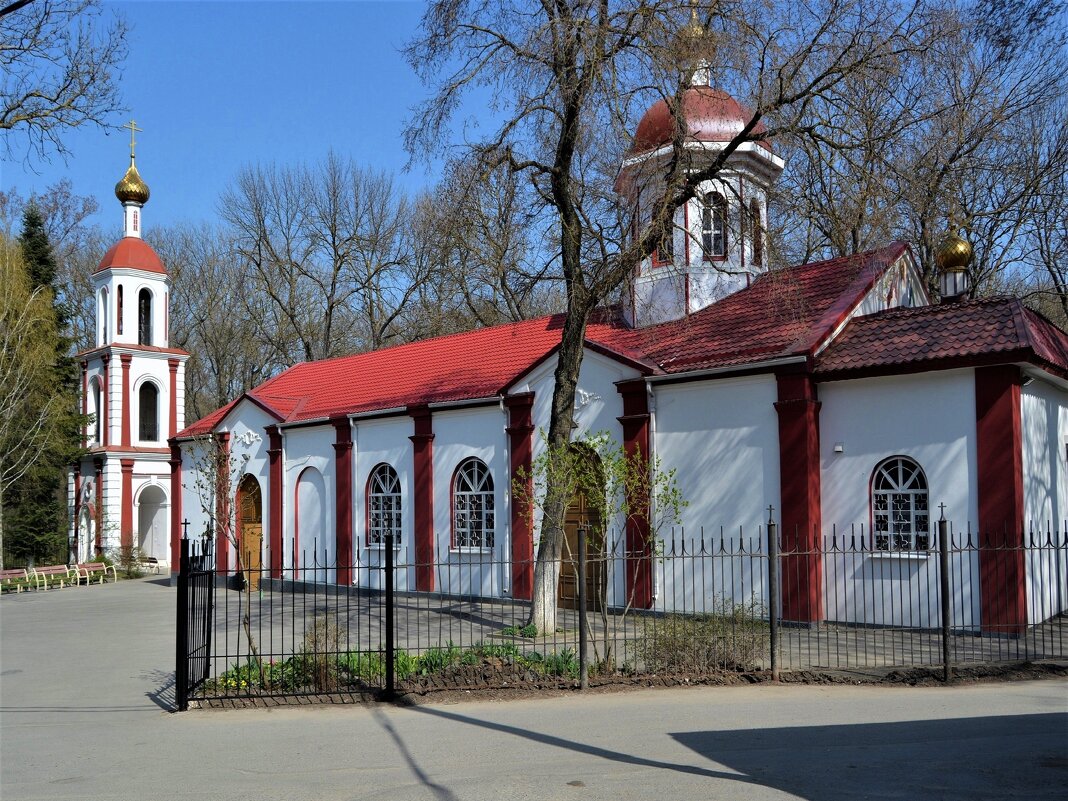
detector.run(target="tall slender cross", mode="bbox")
[123,119,143,158]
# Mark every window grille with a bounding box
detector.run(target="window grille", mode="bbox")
[367,464,401,546]
[702,192,727,258]
[872,456,930,551]
[453,458,494,548]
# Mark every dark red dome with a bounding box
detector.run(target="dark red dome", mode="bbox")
[630,86,772,155]
[95,237,167,275]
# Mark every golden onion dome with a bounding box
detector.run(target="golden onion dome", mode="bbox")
[115,158,150,205]
[935,230,972,272]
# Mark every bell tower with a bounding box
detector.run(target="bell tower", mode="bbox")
[618,20,785,326]
[69,125,189,566]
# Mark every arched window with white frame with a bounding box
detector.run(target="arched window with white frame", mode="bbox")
[453,458,494,549]
[138,381,159,442]
[749,199,763,267]
[138,288,153,346]
[871,456,930,551]
[702,192,727,259]
[367,463,401,546]
[90,377,102,444]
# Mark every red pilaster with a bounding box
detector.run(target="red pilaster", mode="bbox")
[975,365,1027,635]
[120,459,134,550]
[505,393,535,600]
[616,379,653,609]
[408,405,435,591]
[168,358,180,439]
[216,432,231,572]
[80,361,88,447]
[169,442,183,574]
[267,426,283,578]
[120,353,132,447]
[332,417,354,585]
[93,458,104,554]
[101,354,110,446]
[774,372,823,623]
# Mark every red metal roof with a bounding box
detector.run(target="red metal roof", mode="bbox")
[814,298,1068,378]
[96,237,167,275]
[630,87,772,156]
[605,243,909,372]
[177,315,640,436]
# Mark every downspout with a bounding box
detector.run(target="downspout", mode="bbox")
[646,380,659,604]
[500,396,511,597]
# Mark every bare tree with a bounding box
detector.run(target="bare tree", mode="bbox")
[407,0,936,632]
[220,154,426,364]
[0,0,128,160]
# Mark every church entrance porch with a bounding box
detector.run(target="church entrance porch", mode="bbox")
[236,474,263,590]
[136,484,168,561]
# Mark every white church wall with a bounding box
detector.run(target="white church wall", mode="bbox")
[818,369,979,628]
[652,373,780,612]
[514,348,640,607]
[282,424,335,580]
[431,405,509,597]
[353,416,414,592]
[179,439,213,547]
[1021,376,1068,624]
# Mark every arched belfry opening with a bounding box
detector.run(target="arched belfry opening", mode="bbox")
[138,288,153,345]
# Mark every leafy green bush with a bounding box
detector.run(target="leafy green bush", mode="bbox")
[637,597,768,673]
[527,648,579,678]
[500,623,539,638]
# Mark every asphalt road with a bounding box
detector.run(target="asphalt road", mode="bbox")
[1,577,1066,801]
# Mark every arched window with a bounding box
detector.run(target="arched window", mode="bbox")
[91,378,102,443]
[367,464,401,546]
[295,467,329,574]
[871,456,930,551]
[138,288,152,346]
[749,199,763,267]
[702,192,727,259]
[453,458,494,549]
[653,216,674,267]
[138,382,159,442]
[100,288,109,343]
[117,285,124,335]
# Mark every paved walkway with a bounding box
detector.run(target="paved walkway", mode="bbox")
[1,579,1066,800]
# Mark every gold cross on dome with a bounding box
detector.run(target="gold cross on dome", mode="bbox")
[123,119,143,158]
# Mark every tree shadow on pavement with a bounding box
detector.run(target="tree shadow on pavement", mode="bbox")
[405,705,1067,800]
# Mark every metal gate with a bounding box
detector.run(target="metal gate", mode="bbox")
[175,538,214,711]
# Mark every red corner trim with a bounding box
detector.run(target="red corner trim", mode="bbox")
[615,379,653,609]
[120,458,134,550]
[773,371,823,623]
[505,392,535,600]
[120,354,132,447]
[169,442,183,572]
[332,417,353,585]
[266,426,283,578]
[168,359,179,439]
[975,365,1026,635]
[408,405,435,591]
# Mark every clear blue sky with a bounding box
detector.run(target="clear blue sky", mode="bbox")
[1,1,463,232]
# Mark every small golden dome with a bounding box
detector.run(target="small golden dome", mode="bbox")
[115,158,150,205]
[935,231,972,272]
[680,6,705,43]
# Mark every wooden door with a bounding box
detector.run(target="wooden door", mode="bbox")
[237,475,263,590]
[558,490,605,612]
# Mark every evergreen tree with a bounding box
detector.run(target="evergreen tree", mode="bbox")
[0,208,84,566]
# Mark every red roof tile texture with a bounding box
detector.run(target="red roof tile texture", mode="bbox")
[606,242,908,372]
[815,298,1068,377]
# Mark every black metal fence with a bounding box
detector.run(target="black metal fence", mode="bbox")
[175,539,214,710]
[176,522,1068,707]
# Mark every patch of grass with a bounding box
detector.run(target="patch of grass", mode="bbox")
[500,623,539,638]
[418,642,462,673]
[637,597,768,673]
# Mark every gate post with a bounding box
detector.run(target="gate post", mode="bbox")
[938,509,952,683]
[767,507,780,682]
[175,538,190,711]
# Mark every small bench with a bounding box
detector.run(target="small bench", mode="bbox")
[76,562,117,585]
[139,556,167,575]
[31,565,76,590]
[0,568,29,593]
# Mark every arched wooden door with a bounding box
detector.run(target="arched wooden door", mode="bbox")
[236,474,263,589]
[558,449,606,612]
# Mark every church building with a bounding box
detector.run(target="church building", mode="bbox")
[75,83,1068,635]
